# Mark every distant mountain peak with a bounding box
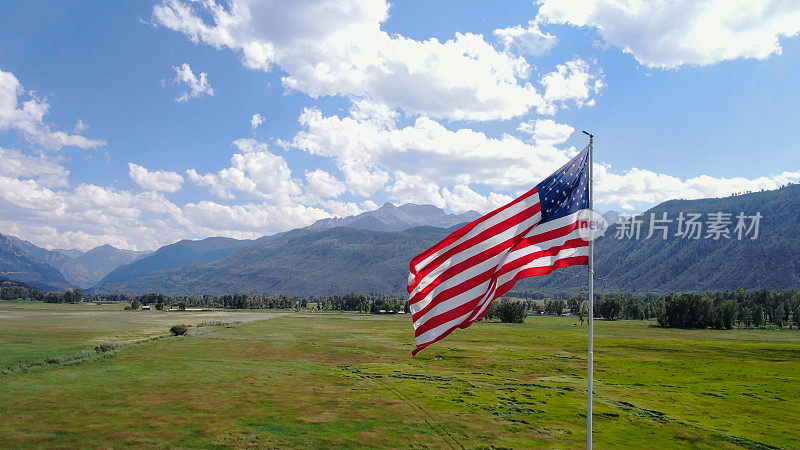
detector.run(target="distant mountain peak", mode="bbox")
[93,184,800,296]
[85,243,117,254]
[306,203,480,233]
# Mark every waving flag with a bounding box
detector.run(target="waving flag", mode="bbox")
[408,145,591,355]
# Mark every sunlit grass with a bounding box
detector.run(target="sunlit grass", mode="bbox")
[0,303,798,448]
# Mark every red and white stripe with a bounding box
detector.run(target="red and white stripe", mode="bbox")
[408,187,589,355]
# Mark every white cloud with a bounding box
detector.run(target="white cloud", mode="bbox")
[384,174,515,215]
[361,199,379,212]
[0,147,69,187]
[182,200,330,231]
[73,119,88,132]
[536,0,800,68]
[305,169,346,199]
[153,0,572,121]
[316,200,364,218]
[128,163,184,192]
[173,63,214,102]
[385,172,445,208]
[595,165,800,211]
[289,100,800,216]
[0,173,187,250]
[0,166,335,251]
[441,185,513,214]
[539,58,604,114]
[0,68,343,251]
[186,138,302,203]
[517,119,574,145]
[0,69,105,150]
[494,20,558,56]
[250,113,265,131]
[291,103,572,193]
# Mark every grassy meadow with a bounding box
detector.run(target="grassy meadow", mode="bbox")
[0,302,798,448]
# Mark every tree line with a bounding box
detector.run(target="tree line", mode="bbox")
[547,290,800,329]
[2,286,799,329]
[481,290,800,329]
[0,289,412,314]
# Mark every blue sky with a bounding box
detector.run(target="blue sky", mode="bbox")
[1,0,799,250]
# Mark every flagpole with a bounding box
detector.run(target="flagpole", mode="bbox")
[582,130,594,449]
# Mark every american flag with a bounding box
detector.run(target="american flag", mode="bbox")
[408,145,591,355]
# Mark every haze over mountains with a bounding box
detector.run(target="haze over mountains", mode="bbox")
[0,234,73,291]
[306,202,481,232]
[96,202,479,292]
[3,188,799,295]
[0,203,477,292]
[0,236,149,290]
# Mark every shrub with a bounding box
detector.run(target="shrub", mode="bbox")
[498,301,527,323]
[94,342,121,353]
[170,324,189,335]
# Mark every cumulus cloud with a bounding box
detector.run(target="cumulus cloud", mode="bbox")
[128,163,184,192]
[385,172,445,208]
[536,0,800,68]
[186,138,302,203]
[173,63,214,102]
[0,147,69,187]
[289,99,800,215]
[181,200,329,231]
[539,58,604,114]
[595,165,800,211]
[305,169,346,199]
[250,113,265,131]
[494,20,558,56]
[153,0,601,121]
[291,103,572,194]
[517,119,574,145]
[290,103,579,212]
[0,68,340,251]
[316,200,365,218]
[0,69,105,150]
[0,172,187,250]
[384,173,516,215]
[0,164,336,251]
[442,185,513,214]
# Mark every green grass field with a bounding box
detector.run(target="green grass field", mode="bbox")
[0,302,798,448]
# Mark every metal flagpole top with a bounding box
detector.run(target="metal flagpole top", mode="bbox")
[582,130,594,138]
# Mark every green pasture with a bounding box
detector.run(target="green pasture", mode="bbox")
[0,301,284,369]
[0,302,798,448]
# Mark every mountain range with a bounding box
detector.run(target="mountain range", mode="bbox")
[0,203,477,292]
[3,188,799,295]
[95,185,800,296]
[0,234,73,291]
[0,236,149,290]
[514,183,800,293]
[306,202,480,232]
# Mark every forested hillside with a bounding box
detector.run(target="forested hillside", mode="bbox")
[94,184,800,295]
[93,226,451,295]
[0,235,73,291]
[97,237,256,286]
[515,184,800,293]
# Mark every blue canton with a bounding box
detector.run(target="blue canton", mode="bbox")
[536,145,590,224]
